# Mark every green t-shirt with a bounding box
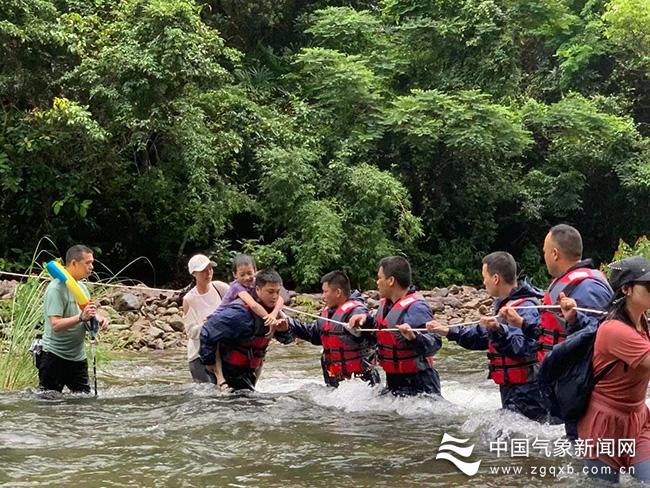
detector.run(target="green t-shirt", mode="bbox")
[43,279,89,361]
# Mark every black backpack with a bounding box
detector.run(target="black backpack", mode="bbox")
[537,323,618,422]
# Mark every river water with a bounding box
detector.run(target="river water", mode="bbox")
[0,342,642,487]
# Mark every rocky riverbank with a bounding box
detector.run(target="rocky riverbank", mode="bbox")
[98,285,494,351]
[0,280,493,351]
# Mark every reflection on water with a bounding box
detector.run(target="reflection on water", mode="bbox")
[0,342,641,487]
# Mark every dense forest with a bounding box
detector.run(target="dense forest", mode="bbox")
[1,0,649,288]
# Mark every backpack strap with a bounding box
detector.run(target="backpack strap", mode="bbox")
[212,282,224,300]
[594,360,620,384]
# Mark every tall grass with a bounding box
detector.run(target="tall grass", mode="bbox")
[0,238,58,390]
[0,272,47,390]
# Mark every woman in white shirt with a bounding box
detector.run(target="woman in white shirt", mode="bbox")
[182,254,229,383]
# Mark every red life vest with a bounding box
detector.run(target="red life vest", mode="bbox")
[320,300,370,379]
[487,298,538,385]
[537,267,608,361]
[221,305,271,370]
[376,294,434,375]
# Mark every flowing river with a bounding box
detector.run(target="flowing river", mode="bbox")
[0,342,643,487]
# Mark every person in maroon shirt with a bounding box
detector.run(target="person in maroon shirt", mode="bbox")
[575,256,650,483]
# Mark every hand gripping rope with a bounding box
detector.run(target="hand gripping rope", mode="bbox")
[282,304,607,332]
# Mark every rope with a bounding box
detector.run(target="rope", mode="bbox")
[282,306,347,326]
[283,303,609,333]
[510,304,607,315]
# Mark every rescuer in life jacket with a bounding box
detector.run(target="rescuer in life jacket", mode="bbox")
[502,224,613,361]
[348,256,443,397]
[427,251,549,421]
[287,270,380,387]
[199,269,293,391]
[501,224,613,436]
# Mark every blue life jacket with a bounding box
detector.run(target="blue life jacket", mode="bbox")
[537,322,618,422]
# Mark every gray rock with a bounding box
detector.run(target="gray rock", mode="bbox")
[463,298,481,309]
[165,306,180,315]
[101,305,121,321]
[366,298,380,309]
[115,293,143,312]
[109,323,130,331]
[0,280,18,299]
[433,287,449,297]
[429,298,445,313]
[132,318,150,330]
[443,296,463,308]
[365,290,380,300]
[461,285,478,294]
[147,326,164,339]
[166,315,184,332]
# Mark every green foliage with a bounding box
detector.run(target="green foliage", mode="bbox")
[604,0,650,60]
[0,275,45,390]
[291,295,321,315]
[610,236,650,265]
[2,0,650,290]
[305,7,382,54]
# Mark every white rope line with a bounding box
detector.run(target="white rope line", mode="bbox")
[0,270,182,294]
[284,303,609,333]
[282,306,346,325]
[511,304,607,315]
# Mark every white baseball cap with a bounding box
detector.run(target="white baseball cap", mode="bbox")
[188,254,217,275]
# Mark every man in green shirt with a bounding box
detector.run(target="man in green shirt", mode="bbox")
[39,245,108,393]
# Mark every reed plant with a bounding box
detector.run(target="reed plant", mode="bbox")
[0,271,47,390]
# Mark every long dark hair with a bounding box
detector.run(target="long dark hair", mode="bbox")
[605,288,650,337]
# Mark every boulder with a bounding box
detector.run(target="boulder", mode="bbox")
[165,314,185,332]
[433,287,449,297]
[442,296,463,308]
[147,326,164,339]
[160,323,174,334]
[463,298,481,309]
[428,298,445,313]
[115,293,143,312]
